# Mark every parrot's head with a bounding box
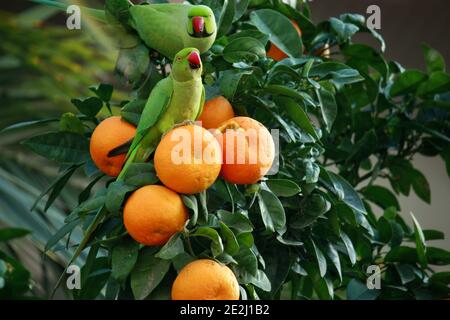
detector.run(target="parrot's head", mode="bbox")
[187,5,216,39]
[171,48,203,82]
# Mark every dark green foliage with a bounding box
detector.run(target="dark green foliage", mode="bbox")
[13,0,450,300]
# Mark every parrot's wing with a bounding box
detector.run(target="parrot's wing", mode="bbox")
[196,86,206,120]
[108,78,173,158]
[126,78,174,156]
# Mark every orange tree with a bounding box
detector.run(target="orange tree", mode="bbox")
[8,0,450,299]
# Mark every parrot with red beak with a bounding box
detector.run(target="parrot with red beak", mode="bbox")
[112,48,205,180]
[30,1,216,60]
[130,4,217,59]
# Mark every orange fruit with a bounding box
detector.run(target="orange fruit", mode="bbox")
[89,116,136,177]
[267,20,302,61]
[172,259,240,300]
[123,185,188,246]
[198,96,235,129]
[216,117,275,185]
[154,124,222,194]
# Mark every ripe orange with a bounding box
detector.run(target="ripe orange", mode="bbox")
[216,117,275,185]
[123,185,188,246]
[267,20,302,61]
[198,96,235,129]
[89,116,136,177]
[154,124,222,194]
[172,259,240,300]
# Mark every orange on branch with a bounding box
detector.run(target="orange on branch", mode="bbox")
[198,96,235,129]
[267,20,302,61]
[154,124,222,194]
[123,185,188,246]
[89,116,136,177]
[216,117,275,185]
[171,259,240,300]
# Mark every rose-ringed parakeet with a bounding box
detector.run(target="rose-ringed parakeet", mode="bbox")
[112,47,205,180]
[130,4,217,59]
[31,1,217,59]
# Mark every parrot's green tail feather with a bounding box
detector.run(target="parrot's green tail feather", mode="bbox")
[117,130,160,181]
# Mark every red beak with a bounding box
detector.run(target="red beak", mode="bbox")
[192,16,204,34]
[188,51,201,69]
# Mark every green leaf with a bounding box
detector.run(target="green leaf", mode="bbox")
[31,163,81,212]
[22,132,88,164]
[155,233,185,260]
[310,62,364,86]
[422,44,446,73]
[217,0,236,38]
[385,246,418,264]
[59,112,84,135]
[329,17,359,42]
[228,30,269,46]
[342,44,388,79]
[340,231,356,265]
[362,185,400,210]
[321,170,366,215]
[311,240,327,278]
[235,247,257,276]
[0,118,59,134]
[182,195,198,227]
[191,227,224,257]
[275,96,320,142]
[105,181,134,213]
[423,229,445,241]
[262,245,291,297]
[248,270,272,292]
[346,279,380,300]
[217,210,253,233]
[325,243,342,281]
[121,99,146,126]
[45,219,79,252]
[122,163,158,187]
[410,212,427,268]
[250,9,302,58]
[111,239,139,282]
[346,129,377,164]
[89,83,113,102]
[130,248,171,300]
[71,97,103,117]
[390,70,427,96]
[430,272,450,285]
[0,228,30,242]
[395,264,416,285]
[223,37,266,63]
[219,222,240,255]
[410,169,431,203]
[265,179,301,197]
[427,247,450,265]
[417,71,450,96]
[220,69,252,99]
[317,87,337,132]
[257,188,286,233]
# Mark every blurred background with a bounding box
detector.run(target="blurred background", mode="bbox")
[0,0,449,298]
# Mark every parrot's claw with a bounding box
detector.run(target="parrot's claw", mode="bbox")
[161,120,198,138]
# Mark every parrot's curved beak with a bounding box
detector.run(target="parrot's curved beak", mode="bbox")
[192,16,204,35]
[189,16,212,38]
[188,51,201,69]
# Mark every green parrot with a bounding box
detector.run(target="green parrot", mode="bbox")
[31,1,217,60]
[129,4,217,59]
[112,47,205,180]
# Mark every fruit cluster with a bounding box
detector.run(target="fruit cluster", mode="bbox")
[89,96,275,299]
